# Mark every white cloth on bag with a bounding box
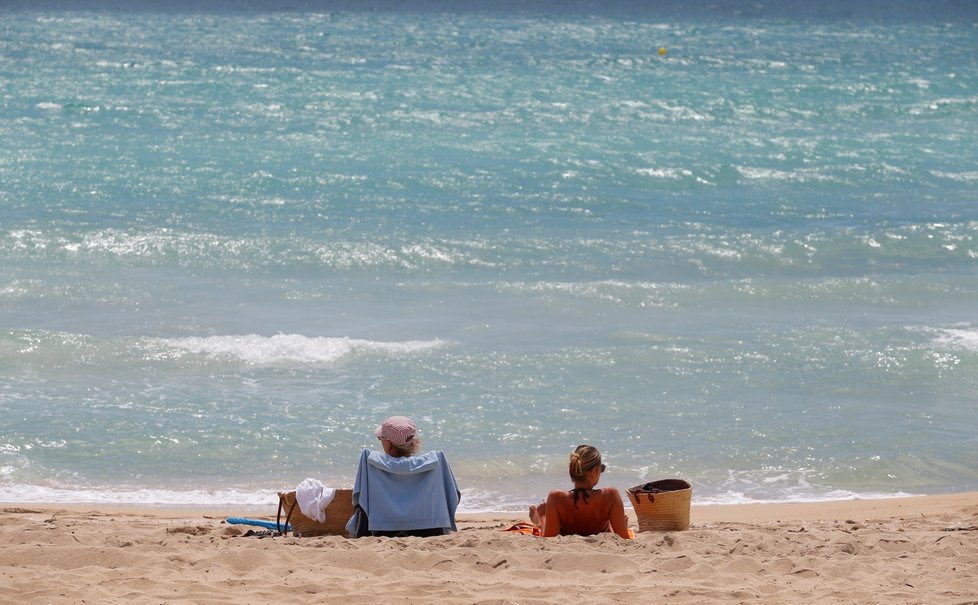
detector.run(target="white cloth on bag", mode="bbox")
[295,478,336,523]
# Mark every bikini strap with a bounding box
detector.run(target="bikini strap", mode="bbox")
[570,487,593,507]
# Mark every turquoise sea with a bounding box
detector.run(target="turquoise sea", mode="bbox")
[2,0,977,512]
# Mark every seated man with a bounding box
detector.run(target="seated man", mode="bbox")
[346,416,461,538]
[529,444,631,539]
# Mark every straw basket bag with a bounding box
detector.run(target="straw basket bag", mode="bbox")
[277,488,354,537]
[627,479,692,532]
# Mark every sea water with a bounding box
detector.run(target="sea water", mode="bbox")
[1,0,977,512]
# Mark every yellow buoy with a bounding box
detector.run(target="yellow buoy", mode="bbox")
[658,47,668,56]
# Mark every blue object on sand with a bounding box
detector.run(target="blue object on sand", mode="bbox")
[226,517,290,531]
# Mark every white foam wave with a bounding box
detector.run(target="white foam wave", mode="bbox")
[0,484,532,514]
[453,487,917,512]
[931,170,978,183]
[152,334,446,365]
[0,479,925,513]
[0,281,34,301]
[931,328,978,352]
[681,467,922,507]
[0,484,275,509]
[498,280,687,308]
[635,167,694,179]
[690,489,919,506]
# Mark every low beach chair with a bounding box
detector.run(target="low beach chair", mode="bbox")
[346,449,461,538]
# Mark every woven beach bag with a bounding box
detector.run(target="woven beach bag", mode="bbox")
[627,479,692,532]
[277,488,355,537]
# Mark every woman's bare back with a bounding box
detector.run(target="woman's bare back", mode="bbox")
[541,488,630,538]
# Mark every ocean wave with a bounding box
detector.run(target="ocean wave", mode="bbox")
[497,279,688,308]
[931,328,978,352]
[4,220,976,280]
[150,334,447,365]
[0,228,494,272]
[694,468,920,506]
[0,330,447,368]
[0,481,921,513]
[0,478,534,514]
[690,489,920,506]
[0,484,277,510]
[931,170,978,183]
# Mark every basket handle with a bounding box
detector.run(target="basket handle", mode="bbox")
[276,495,285,534]
[629,487,656,503]
[276,493,297,535]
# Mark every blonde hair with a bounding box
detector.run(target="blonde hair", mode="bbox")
[568,444,602,482]
[389,437,422,458]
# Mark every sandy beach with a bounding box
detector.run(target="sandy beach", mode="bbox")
[2,493,976,604]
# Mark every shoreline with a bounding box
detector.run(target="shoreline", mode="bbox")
[3,490,975,522]
[3,492,975,603]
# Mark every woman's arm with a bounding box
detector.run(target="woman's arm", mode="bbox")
[542,491,562,537]
[608,490,631,539]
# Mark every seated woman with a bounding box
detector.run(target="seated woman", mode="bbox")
[346,415,461,538]
[529,444,631,539]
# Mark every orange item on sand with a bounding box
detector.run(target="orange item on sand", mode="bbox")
[501,522,634,539]
[501,522,543,536]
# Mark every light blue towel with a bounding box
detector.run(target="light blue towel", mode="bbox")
[345,449,461,534]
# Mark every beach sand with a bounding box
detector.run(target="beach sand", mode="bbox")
[2,493,976,604]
